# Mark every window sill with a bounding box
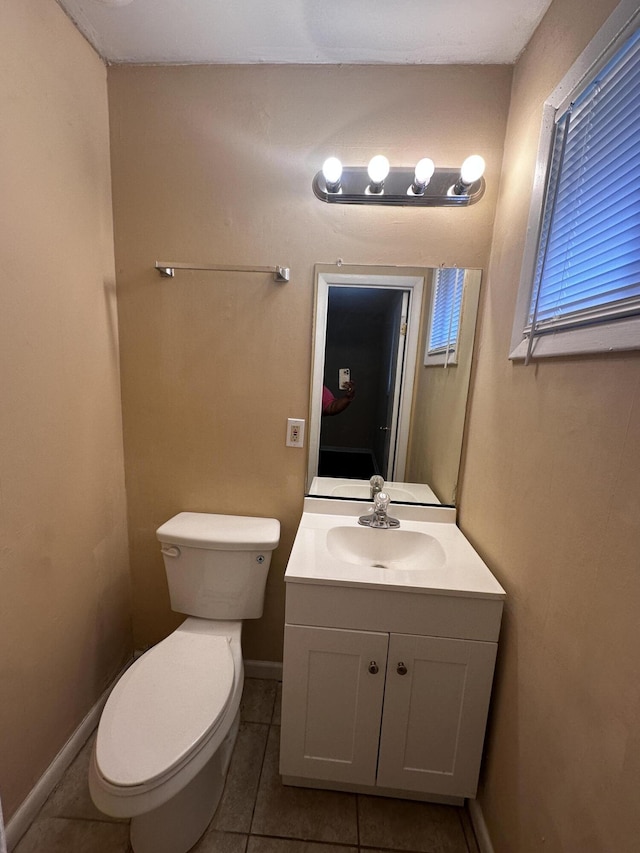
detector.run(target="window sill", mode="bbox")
[509,314,640,360]
[424,351,459,367]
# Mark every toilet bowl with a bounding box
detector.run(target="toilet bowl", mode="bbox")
[89,513,280,853]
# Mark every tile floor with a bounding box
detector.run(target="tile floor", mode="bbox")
[14,679,480,853]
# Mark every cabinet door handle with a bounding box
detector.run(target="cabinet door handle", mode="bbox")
[368,661,379,674]
[397,662,408,675]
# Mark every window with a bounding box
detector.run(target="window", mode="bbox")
[424,267,464,366]
[510,1,640,360]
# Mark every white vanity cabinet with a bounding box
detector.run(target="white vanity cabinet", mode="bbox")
[281,625,388,788]
[280,579,503,804]
[376,632,497,797]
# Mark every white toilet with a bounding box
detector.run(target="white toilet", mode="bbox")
[89,512,280,853]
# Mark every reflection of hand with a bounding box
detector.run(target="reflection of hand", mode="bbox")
[322,381,355,416]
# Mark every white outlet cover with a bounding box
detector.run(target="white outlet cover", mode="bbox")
[286,418,305,448]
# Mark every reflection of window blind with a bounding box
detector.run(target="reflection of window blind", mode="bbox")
[530,27,640,331]
[428,268,464,352]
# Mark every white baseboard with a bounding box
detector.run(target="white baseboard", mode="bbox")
[243,659,282,680]
[6,662,131,852]
[468,799,496,853]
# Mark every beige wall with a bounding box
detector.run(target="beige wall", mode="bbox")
[107,63,512,659]
[0,0,131,819]
[458,0,640,851]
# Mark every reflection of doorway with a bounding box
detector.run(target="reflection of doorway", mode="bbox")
[320,287,408,479]
[308,268,424,488]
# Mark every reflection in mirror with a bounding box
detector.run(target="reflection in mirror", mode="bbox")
[308,477,440,504]
[307,264,481,506]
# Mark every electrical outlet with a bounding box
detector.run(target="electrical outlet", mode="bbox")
[286,418,305,448]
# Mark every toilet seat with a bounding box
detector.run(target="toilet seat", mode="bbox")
[96,630,235,789]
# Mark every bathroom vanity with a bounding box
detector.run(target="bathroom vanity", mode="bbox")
[279,499,505,805]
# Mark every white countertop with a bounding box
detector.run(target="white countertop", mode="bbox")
[285,508,506,601]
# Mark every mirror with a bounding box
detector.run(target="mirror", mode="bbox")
[307,264,481,506]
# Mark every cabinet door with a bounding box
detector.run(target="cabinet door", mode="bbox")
[376,633,497,797]
[280,624,388,785]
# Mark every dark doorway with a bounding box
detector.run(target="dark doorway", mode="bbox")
[319,287,407,479]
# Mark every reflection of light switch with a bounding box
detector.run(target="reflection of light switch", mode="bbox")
[286,418,305,448]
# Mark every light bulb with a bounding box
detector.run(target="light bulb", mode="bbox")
[368,155,390,183]
[412,157,435,193]
[367,155,390,191]
[322,157,343,192]
[460,155,485,185]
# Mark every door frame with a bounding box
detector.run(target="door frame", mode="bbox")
[374,290,410,479]
[308,268,424,489]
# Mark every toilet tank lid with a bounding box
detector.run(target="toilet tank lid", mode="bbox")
[156,512,280,550]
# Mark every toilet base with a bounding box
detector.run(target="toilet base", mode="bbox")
[129,709,240,853]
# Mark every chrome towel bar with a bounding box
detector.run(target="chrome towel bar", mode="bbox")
[155,261,290,282]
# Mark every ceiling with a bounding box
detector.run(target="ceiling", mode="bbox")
[56,0,553,66]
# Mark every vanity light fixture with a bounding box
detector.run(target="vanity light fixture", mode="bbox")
[312,154,486,207]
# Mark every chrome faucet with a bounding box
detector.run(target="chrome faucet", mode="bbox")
[369,474,385,500]
[358,491,400,529]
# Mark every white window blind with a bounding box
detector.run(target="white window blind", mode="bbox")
[529,26,640,334]
[428,267,464,353]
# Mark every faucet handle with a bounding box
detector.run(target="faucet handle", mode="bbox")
[374,491,390,512]
[370,474,384,489]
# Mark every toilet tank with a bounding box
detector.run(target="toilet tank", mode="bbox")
[156,512,280,620]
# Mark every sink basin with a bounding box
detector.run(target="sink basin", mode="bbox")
[331,484,418,502]
[325,525,446,571]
